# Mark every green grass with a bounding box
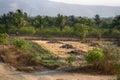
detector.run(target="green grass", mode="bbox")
[26,41,62,67]
[9,38,63,68]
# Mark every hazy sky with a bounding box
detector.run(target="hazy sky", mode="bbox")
[49,0,120,6]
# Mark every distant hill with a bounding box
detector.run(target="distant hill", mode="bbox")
[0,0,120,17]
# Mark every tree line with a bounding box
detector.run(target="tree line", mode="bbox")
[0,9,120,39]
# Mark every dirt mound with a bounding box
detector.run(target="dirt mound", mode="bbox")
[0,48,47,72]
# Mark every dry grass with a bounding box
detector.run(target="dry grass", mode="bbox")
[33,40,92,58]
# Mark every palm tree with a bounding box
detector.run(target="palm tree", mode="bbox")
[56,14,66,31]
[94,14,101,27]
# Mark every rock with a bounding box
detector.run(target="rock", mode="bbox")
[67,49,86,55]
[60,44,74,49]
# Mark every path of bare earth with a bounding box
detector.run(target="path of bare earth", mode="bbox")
[0,62,116,80]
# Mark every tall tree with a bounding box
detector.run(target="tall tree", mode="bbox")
[94,14,103,40]
[56,14,66,31]
[14,9,27,29]
[74,23,88,40]
[112,15,120,30]
[94,14,101,27]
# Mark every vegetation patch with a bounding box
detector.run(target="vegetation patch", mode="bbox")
[0,34,62,72]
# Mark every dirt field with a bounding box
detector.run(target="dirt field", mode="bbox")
[0,40,117,80]
[33,40,92,58]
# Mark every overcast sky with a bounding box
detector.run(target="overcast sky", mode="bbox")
[49,0,120,6]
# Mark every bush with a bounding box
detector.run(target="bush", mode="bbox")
[101,45,120,74]
[12,38,31,51]
[0,24,6,33]
[85,47,105,66]
[111,29,120,38]
[8,26,18,34]
[19,27,36,35]
[0,33,9,44]
[66,55,76,66]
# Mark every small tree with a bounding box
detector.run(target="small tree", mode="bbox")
[95,28,103,40]
[74,23,88,40]
[94,14,101,26]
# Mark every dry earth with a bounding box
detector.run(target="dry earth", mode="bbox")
[0,40,116,80]
[33,40,92,58]
[0,62,116,80]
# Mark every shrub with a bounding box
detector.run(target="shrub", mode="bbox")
[101,45,120,74]
[66,55,76,66]
[8,26,18,34]
[0,24,6,33]
[85,47,105,66]
[111,29,120,38]
[0,33,9,44]
[19,27,36,35]
[12,38,31,51]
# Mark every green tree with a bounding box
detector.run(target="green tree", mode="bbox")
[96,27,104,40]
[14,9,27,29]
[74,23,88,40]
[94,14,101,27]
[56,14,66,31]
[112,15,120,30]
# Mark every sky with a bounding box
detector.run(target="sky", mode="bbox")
[49,0,120,6]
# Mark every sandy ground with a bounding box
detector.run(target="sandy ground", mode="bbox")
[0,40,116,80]
[33,40,92,58]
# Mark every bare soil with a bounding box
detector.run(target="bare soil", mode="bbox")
[33,40,92,58]
[0,62,116,80]
[0,40,117,80]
